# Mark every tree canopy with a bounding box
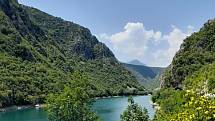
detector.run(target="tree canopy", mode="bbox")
[46,72,100,121]
[121,96,150,121]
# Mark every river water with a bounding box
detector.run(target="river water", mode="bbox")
[0,95,155,121]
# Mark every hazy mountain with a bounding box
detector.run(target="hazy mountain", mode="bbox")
[123,63,165,91]
[127,59,145,66]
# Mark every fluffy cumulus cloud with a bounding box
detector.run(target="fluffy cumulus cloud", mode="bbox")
[97,22,194,67]
[151,25,194,66]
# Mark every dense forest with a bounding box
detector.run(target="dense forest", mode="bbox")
[0,0,145,108]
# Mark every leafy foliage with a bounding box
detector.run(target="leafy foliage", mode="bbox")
[152,88,186,114]
[121,96,150,121]
[46,72,100,121]
[184,62,215,94]
[0,53,68,107]
[153,90,215,121]
[170,91,215,121]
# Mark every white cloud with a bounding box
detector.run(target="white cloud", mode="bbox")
[98,22,162,61]
[152,25,194,66]
[97,22,194,67]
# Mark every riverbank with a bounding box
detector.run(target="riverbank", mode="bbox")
[0,105,31,112]
[93,93,151,100]
[0,104,46,112]
[0,94,151,112]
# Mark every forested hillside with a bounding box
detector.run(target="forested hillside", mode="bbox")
[161,19,215,93]
[0,0,144,108]
[153,19,215,120]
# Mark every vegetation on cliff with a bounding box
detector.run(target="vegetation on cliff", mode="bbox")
[153,19,215,121]
[0,0,144,108]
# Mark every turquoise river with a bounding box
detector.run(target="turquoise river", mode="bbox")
[0,95,155,121]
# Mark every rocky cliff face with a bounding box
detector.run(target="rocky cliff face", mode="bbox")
[25,6,115,60]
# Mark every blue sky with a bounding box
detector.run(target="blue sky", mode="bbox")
[19,0,215,67]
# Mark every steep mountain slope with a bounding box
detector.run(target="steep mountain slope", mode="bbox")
[123,63,164,90]
[152,19,215,120]
[161,19,215,92]
[0,0,144,108]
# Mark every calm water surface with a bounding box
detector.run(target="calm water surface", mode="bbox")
[0,95,155,121]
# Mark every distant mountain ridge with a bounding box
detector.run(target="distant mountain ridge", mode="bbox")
[127,59,145,66]
[123,63,165,90]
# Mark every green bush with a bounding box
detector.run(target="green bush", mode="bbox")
[170,91,215,121]
[46,72,100,121]
[121,96,150,121]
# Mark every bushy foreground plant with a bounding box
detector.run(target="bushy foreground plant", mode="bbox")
[121,96,150,121]
[153,90,215,121]
[170,90,215,121]
[46,72,100,121]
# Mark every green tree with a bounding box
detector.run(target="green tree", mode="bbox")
[46,72,100,121]
[121,96,150,121]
